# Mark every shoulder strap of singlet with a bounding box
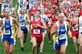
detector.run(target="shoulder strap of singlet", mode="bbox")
[3,17,13,26]
[24,14,27,20]
[64,21,67,31]
[10,17,13,26]
[56,21,59,32]
[56,21,59,27]
[3,18,5,26]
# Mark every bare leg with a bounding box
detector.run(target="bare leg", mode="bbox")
[32,37,37,54]
[72,37,78,52]
[60,44,67,54]
[3,41,10,54]
[9,45,14,54]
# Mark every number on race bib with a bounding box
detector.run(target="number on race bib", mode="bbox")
[59,34,66,40]
[72,27,78,30]
[33,29,40,34]
[20,22,26,26]
[4,30,10,35]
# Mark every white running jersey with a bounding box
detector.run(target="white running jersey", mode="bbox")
[79,16,82,32]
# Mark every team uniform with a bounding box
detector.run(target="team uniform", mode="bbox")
[71,18,79,37]
[2,17,16,45]
[1,0,9,11]
[18,0,25,14]
[79,16,82,35]
[54,21,68,50]
[19,0,25,8]
[26,0,29,9]
[19,14,28,38]
[31,18,43,45]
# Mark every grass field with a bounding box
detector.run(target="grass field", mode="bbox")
[0,0,79,54]
[0,33,79,54]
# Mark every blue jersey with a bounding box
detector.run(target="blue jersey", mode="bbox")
[3,18,13,38]
[19,15,27,29]
[4,0,8,3]
[20,0,24,8]
[2,18,15,45]
[58,25,66,36]
[41,15,48,33]
[2,3,9,11]
[58,25,67,40]
[42,17,47,23]
[54,21,68,50]
[56,21,67,40]
[4,3,9,9]
[4,0,9,8]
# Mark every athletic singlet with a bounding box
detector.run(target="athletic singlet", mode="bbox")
[56,21,67,40]
[31,18,42,37]
[2,3,9,11]
[0,0,8,3]
[4,0,8,3]
[79,16,82,32]
[3,17,14,38]
[71,18,78,31]
[20,0,24,8]
[41,15,48,23]
[19,14,27,29]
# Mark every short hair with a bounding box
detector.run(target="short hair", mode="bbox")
[58,13,65,18]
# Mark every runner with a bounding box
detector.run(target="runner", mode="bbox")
[79,8,82,54]
[19,7,30,43]
[45,8,53,43]
[51,13,71,54]
[71,11,79,53]
[31,10,46,54]
[40,8,48,52]
[0,8,22,54]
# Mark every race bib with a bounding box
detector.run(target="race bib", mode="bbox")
[59,34,66,40]
[20,22,26,26]
[72,27,78,31]
[33,29,40,34]
[4,30,10,35]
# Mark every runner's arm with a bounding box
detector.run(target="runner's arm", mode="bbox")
[40,19,47,29]
[0,20,3,37]
[13,18,23,38]
[50,24,58,36]
[67,22,72,37]
[26,15,30,23]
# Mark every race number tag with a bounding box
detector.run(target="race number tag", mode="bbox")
[20,22,26,26]
[59,34,66,40]
[4,30,10,35]
[72,27,78,30]
[33,29,40,34]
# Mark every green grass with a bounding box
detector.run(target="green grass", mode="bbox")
[0,33,78,54]
[0,0,78,54]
